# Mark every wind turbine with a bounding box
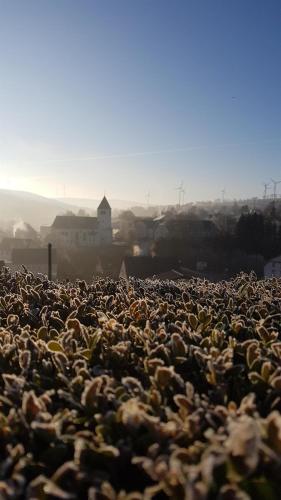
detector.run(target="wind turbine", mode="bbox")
[271,179,281,200]
[145,191,151,207]
[175,180,184,207]
[262,182,270,200]
[181,186,186,206]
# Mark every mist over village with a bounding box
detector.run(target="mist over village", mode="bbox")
[1,184,281,282]
[0,1,280,499]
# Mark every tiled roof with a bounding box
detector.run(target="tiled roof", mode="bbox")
[52,216,97,230]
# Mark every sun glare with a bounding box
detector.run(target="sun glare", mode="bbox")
[0,174,54,198]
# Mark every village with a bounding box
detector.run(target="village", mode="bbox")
[0,194,281,282]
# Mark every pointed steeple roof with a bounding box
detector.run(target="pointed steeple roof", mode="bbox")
[98,196,111,210]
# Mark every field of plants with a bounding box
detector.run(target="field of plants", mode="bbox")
[0,267,280,499]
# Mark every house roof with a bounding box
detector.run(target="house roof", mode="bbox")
[52,216,97,230]
[135,217,155,228]
[120,256,180,279]
[169,218,218,234]
[150,267,203,281]
[12,248,57,265]
[188,219,217,229]
[179,266,204,279]
[153,214,166,222]
[98,196,111,210]
[152,269,185,280]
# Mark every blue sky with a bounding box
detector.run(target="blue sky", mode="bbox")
[0,0,280,203]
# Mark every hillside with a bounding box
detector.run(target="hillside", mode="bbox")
[56,197,143,211]
[0,190,147,229]
[0,270,280,498]
[0,189,80,228]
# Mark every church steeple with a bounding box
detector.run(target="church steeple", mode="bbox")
[97,196,112,245]
[98,196,111,211]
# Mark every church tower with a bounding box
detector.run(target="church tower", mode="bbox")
[97,196,112,245]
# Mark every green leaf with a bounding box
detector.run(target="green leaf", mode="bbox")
[47,341,64,353]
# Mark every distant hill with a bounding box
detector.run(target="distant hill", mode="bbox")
[0,189,80,229]
[56,197,143,211]
[0,189,146,230]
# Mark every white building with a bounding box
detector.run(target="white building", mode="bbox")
[49,196,112,248]
[264,256,281,278]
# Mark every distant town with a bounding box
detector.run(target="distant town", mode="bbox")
[0,187,281,282]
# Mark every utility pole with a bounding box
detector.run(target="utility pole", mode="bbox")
[48,243,52,281]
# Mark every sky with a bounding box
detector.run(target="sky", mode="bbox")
[0,0,280,204]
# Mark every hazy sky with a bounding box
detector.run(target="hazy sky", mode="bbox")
[0,0,280,204]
